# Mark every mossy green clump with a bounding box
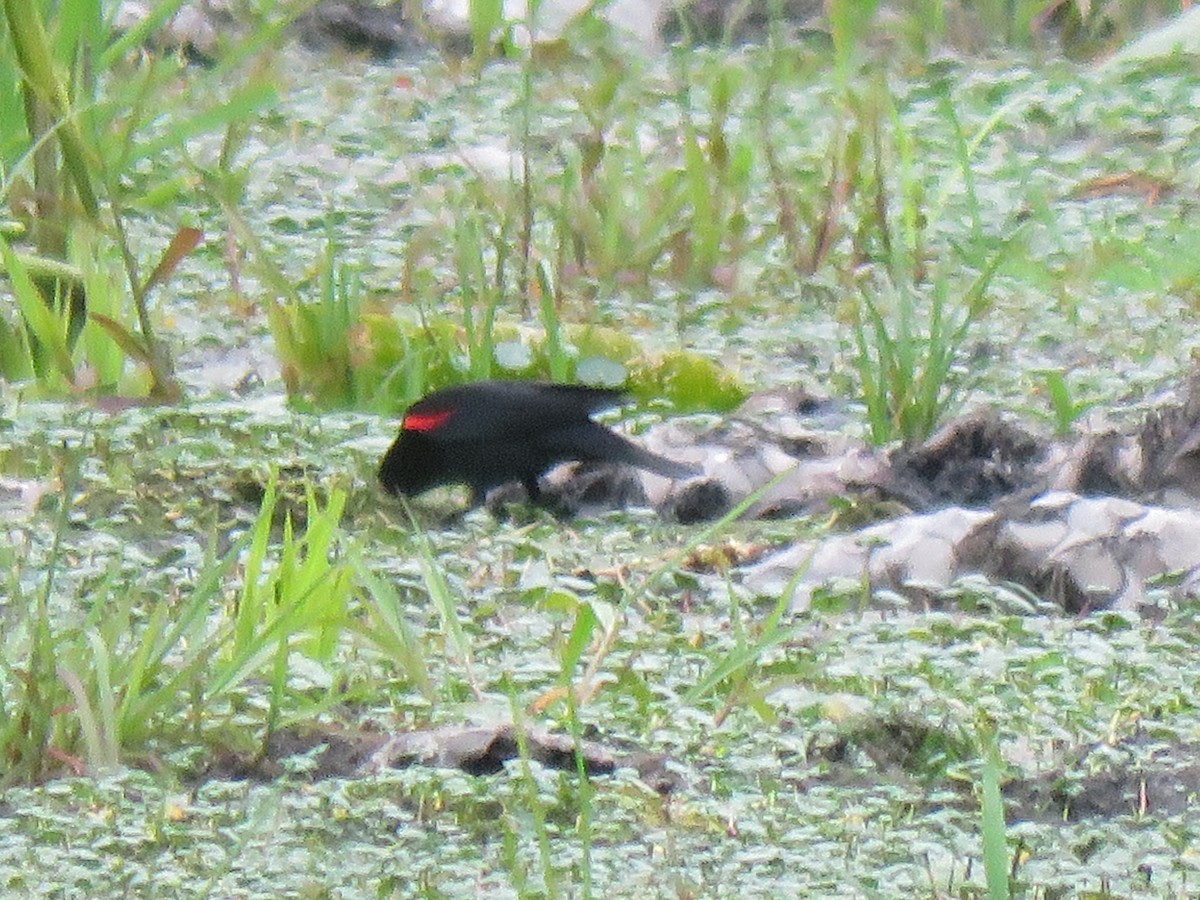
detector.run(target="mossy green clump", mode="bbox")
[274,301,745,416]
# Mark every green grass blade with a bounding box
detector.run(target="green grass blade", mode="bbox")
[0,234,73,379]
[352,562,435,702]
[980,721,1010,900]
[131,81,277,162]
[99,0,188,67]
[84,629,119,767]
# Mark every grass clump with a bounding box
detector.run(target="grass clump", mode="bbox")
[0,0,276,398]
[0,463,431,783]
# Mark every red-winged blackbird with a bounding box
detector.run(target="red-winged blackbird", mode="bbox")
[379,380,697,505]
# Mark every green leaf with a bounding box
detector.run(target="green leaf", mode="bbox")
[0,233,73,379]
[132,81,277,162]
[561,602,599,680]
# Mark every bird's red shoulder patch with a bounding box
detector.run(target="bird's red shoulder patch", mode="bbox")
[403,408,454,432]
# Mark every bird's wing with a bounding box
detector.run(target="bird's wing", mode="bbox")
[405,382,626,442]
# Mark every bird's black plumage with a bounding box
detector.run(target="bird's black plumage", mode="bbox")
[378,381,696,505]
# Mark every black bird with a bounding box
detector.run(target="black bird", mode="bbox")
[378,380,697,505]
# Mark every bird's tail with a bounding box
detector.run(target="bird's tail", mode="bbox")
[555,425,699,479]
